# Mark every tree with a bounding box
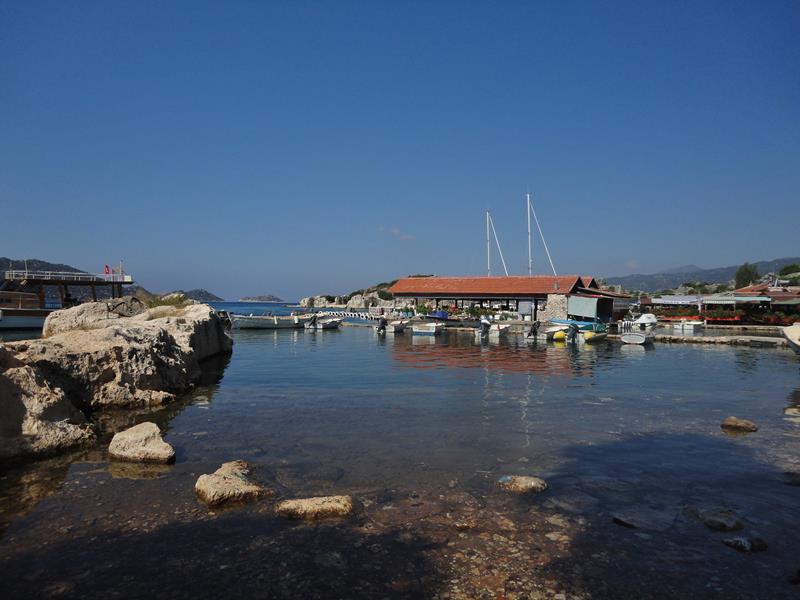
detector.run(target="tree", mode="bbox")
[735,263,759,289]
[779,263,800,276]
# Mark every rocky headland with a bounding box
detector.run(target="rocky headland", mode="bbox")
[0,298,232,466]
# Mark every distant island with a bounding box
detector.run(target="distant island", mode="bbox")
[170,289,225,302]
[239,294,284,302]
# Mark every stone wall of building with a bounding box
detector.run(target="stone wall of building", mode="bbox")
[534,293,568,322]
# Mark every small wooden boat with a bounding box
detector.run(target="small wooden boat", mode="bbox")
[620,330,655,345]
[782,323,800,355]
[305,316,343,330]
[231,313,313,329]
[412,322,444,336]
[476,322,511,341]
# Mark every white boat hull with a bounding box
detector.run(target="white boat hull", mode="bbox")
[782,323,800,355]
[620,331,654,345]
[412,322,444,336]
[306,318,343,330]
[672,321,704,331]
[231,314,311,329]
[0,308,50,330]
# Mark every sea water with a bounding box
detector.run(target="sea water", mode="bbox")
[1,323,799,598]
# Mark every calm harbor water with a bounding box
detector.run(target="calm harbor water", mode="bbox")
[1,305,799,598]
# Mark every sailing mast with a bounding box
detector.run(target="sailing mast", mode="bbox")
[486,211,509,277]
[526,192,532,276]
[527,193,557,276]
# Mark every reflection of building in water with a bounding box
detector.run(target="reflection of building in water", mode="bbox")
[390,332,594,377]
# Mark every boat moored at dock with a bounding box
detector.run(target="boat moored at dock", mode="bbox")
[305,316,344,330]
[782,323,800,355]
[230,313,313,329]
[412,322,445,336]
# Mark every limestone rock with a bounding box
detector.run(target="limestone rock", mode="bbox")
[1,302,232,465]
[700,509,743,532]
[276,495,354,519]
[723,536,768,553]
[720,416,758,433]
[108,422,175,463]
[497,475,549,494]
[43,296,146,337]
[195,460,268,506]
[0,347,94,464]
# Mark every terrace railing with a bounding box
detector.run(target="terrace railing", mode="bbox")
[4,270,133,283]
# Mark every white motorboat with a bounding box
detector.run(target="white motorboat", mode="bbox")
[305,316,344,330]
[782,323,800,355]
[620,330,655,345]
[385,319,408,334]
[672,320,704,331]
[412,322,444,336]
[231,313,313,329]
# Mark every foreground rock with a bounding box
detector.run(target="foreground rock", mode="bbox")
[720,416,759,433]
[195,460,269,506]
[723,536,768,553]
[497,475,549,494]
[0,301,232,465]
[108,422,175,463]
[0,347,95,464]
[276,495,354,519]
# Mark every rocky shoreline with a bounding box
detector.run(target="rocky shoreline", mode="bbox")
[0,299,232,466]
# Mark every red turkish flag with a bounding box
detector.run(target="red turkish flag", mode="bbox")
[104,265,110,275]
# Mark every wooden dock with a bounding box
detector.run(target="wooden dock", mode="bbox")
[608,333,788,348]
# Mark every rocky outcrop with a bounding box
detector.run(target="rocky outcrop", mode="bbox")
[720,416,758,433]
[276,495,354,519]
[108,422,175,463]
[195,460,269,506]
[0,347,94,463]
[299,295,344,308]
[497,475,549,494]
[43,296,147,337]
[0,302,232,465]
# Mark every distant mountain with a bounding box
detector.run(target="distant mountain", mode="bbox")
[605,257,800,292]
[659,264,703,274]
[164,289,224,302]
[239,294,284,302]
[0,257,83,274]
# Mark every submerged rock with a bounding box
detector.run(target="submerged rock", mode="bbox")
[720,416,758,433]
[195,460,269,506]
[108,422,175,464]
[497,475,548,494]
[276,495,354,519]
[700,510,743,532]
[723,536,768,553]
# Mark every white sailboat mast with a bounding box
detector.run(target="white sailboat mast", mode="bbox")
[486,211,491,277]
[527,194,557,276]
[526,192,532,276]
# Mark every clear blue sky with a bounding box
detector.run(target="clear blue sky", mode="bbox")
[2,1,798,300]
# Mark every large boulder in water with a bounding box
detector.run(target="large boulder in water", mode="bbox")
[0,302,232,465]
[0,347,94,464]
[108,422,175,463]
[43,296,147,337]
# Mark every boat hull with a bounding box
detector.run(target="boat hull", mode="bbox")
[0,308,51,330]
[412,323,444,336]
[231,314,311,329]
[782,323,800,355]
[620,331,654,345]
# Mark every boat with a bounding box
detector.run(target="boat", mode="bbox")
[782,323,800,355]
[376,319,408,334]
[620,330,655,345]
[476,322,511,341]
[412,322,445,336]
[581,331,607,343]
[672,320,704,331]
[230,313,313,329]
[617,313,658,332]
[305,316,343,330]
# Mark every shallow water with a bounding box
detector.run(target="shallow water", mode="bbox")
[1,327,799,599]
